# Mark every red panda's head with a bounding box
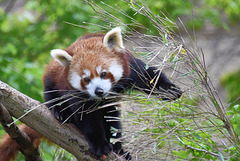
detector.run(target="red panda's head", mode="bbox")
[50,27,129,98]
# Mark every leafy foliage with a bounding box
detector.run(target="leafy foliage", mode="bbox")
[0,0,240,160]
[0,0,239,102]
[125,95,221,160]
[221,69,240,108]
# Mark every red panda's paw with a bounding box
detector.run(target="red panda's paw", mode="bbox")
[159,84,182,101]
[89,140,113,159]
[51,108,72,123]
[112,142,132,160]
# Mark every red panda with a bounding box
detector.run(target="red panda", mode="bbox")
[0,27,182,160]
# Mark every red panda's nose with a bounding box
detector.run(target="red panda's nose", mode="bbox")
[95,87,104,96]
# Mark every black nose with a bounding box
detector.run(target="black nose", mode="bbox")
[95,87,104,96]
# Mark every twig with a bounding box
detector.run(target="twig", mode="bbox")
[174,134,222,158]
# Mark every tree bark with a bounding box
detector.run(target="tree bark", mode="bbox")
[0,103,43,161]
[0,81,121,161]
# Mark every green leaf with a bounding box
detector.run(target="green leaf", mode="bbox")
[235,123,240,136]
[172,150,190,159]
[233,104,240,112]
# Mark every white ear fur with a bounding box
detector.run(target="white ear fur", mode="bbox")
[50,49,72,67]
[103,27,124,51]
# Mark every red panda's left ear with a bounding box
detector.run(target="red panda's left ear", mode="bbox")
[103,27,124,51]
[50,49,72,67]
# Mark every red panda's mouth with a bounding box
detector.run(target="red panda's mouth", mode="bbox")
[91,93,108,100]
[85,77,112,98]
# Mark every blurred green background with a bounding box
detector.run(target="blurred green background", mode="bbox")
[0,0,240,160]
[0,0,239,102]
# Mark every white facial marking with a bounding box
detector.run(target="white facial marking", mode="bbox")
[84,69,91,77]
[96,66,102,75]
[86,77,112,97]
[109,61,123,82]
[68,72,81,90]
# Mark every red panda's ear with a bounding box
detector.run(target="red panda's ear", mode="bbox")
[50,49,72,67]
[103,27,124,51]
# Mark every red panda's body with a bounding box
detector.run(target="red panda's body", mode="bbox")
[0,27,182,160]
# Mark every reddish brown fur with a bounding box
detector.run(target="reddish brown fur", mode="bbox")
[44,61,73,90]
[0,134,19,161]
[68,36,128,76]
[0,124,43,161]
[65,33,106,56]
[44,33,130,91]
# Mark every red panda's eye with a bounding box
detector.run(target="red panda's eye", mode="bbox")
[84,77,90,83]
[100,72,107,79]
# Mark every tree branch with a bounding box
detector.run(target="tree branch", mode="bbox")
[0,81,121,160]
[0,103,43,161]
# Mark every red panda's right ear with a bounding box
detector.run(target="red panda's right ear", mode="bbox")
[50,49,72,67]
[103,27,124,51]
